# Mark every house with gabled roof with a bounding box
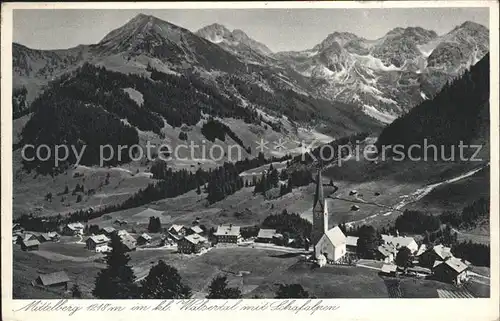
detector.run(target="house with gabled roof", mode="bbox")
[21,239,40,251]
[346,236,359,253]
[13,223,24,233]
[214,224,241,244]
[188,225,204,235]
[85,234,110,251]
[117,230,137,251]
[375,243,396,263]
[167,231,183,242]
[256,228,276,243]
[63,222,84,236]
[381,234,418,253]
[178,234,208,254]
[137,233,152,245]
[122,240,136,252]
[419,244,454,268]
[33,271,70,290]
[168,224,187,236]
[100,226,116,237]
[38,233,53,243]
[432,257,469,284]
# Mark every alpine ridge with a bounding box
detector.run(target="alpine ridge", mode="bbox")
[13,14,489,126]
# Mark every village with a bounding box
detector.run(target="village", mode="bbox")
[12,169,488,299]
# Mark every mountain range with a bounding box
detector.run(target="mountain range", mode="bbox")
[274,21,488,122]
[13,14,489,130]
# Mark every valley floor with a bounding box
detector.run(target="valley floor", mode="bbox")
[13,239,490,299]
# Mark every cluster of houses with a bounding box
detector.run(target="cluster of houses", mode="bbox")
[85,227,144,253]
[379,241,471,285]
[309,169,472,285]
[168,223,244,253]
[13,224,61,251]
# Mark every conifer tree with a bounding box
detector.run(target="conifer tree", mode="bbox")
[140,260,192,299]
[93,234,139,299]
[206,275,242,299]
[275,284,310,298]
[71,284,82,298]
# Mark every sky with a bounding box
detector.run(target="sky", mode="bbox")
[13,8,489,52]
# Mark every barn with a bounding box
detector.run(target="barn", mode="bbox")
[21,239,40,251]
[256,229,277,243]
[33,271,70,291]
[137,233,152,245]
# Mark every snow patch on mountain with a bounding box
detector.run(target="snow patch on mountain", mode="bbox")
[362,105,397,124]
[352,54,402,71]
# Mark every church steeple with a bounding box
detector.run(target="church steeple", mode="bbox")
[312,167,328,246]
[313,169,325,212]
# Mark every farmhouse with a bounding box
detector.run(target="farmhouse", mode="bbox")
[13,223,24,233]
[169,224,187,236]
[63,222,84,236]
[381,234,418,253]
[346,236,359,253]
[433,257,469,284]
[117,230,137,251]
[419,244,454,268]
[100,226,116,236]
[178,234,208,254]
[188,225,204,235]
[22,233,38,242]
[38,233,53,243]
[33,271,70,291]
[256,229,277,243]
[312,170,347,262]
[214,224,241,244]
[123,241,137,252]
[85,234,110,251]
[48,231,60,240]
[375,244,396,263]
[167,231,183,242]
[21,239,40,251]
[137,233,152,245]
[37,232,60,243]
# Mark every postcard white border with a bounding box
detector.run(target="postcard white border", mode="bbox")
[2,2,499,321]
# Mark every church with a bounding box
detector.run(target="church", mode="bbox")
[312,169,347,263]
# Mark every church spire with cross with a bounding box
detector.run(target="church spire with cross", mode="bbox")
[311,165,328,246]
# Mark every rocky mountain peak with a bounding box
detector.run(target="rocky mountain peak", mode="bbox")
[196,24,272,55]
[314,31,362,51]
[455,20,488,32]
